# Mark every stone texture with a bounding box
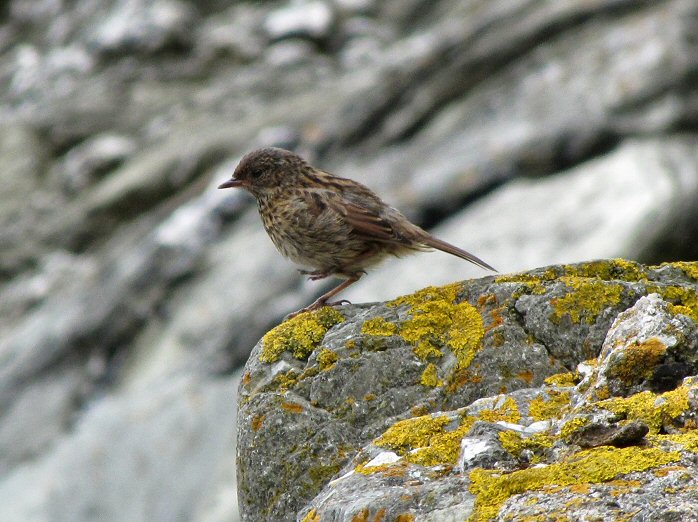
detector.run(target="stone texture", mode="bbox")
[237,260,698,521]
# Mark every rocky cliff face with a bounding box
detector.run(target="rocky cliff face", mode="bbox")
[1,1,697,521]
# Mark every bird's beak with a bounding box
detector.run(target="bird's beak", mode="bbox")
[218,178,246,189]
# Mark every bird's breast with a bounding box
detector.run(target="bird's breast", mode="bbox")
[255,191,371,272]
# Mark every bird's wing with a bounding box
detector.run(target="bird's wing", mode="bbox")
[315,184,416,245]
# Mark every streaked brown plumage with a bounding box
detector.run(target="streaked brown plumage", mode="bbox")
[218,147,495,317]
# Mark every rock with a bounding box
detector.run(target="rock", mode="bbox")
[88,0,198,55]
[0,371,241,522]
[0,124,48,275]
[264,1,336,43]
[565,419,649,449]
[237,260,698,521]
[588,293,698,398]
[50,133,137,193]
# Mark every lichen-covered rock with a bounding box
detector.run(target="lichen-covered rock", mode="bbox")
[586,293,698,398]
[237,259,698,521]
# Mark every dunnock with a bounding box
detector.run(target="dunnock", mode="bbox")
[218,148,495,318]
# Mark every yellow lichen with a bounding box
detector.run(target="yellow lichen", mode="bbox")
[469,445,680,521]
[272,370,299,392]
[560,416,591,440]
[597,385,690,434]
[494,260,648,300]
[300,509,320,522]
[670,261,698,281]
[389,284,485,370]
[528,391,571,422]
[375,413,475,467]
[317,348,339,370]
[653,285,698,324]
[261,307,344,363]
[478,396,521,424]
[355,459,409,477]
[498,431,554,460]
[551,278,624,325]
[420,363,443,387]
[544,372,578,387]
[668,303,696,320]
[412,341,443,360]
[648,431,698,453]
[361,317,398,336]
[564,259,649,282]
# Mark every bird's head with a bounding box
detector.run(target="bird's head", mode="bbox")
[218,147,306,194]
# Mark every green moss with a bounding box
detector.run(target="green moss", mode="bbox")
[361,317,398,336]
[389,284,485,370]
[469,445,680,521]
[420,363,443,387]
[375,413,475,467]
[528,391,571,422]
[551,278,624,325]
[261,308,344,363]
[317,348,339,370]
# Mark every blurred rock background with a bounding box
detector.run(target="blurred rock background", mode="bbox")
[0,0,697,520]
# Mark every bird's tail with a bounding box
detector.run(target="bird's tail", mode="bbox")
[421,235,497,272]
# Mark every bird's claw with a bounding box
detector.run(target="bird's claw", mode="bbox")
[326,299,351,306]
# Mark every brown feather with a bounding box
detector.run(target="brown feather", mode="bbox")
[418,234,497,272]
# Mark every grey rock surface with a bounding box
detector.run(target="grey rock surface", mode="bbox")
[1,0,698,521]
[237,260,698,521]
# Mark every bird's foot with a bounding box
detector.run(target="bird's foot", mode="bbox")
[326,299,351,306]
[285,298,352,320]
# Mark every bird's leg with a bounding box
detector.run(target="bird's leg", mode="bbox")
[287,273,363,319]
[298,269,332,281]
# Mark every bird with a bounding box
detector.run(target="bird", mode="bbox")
[218,147,496,318]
